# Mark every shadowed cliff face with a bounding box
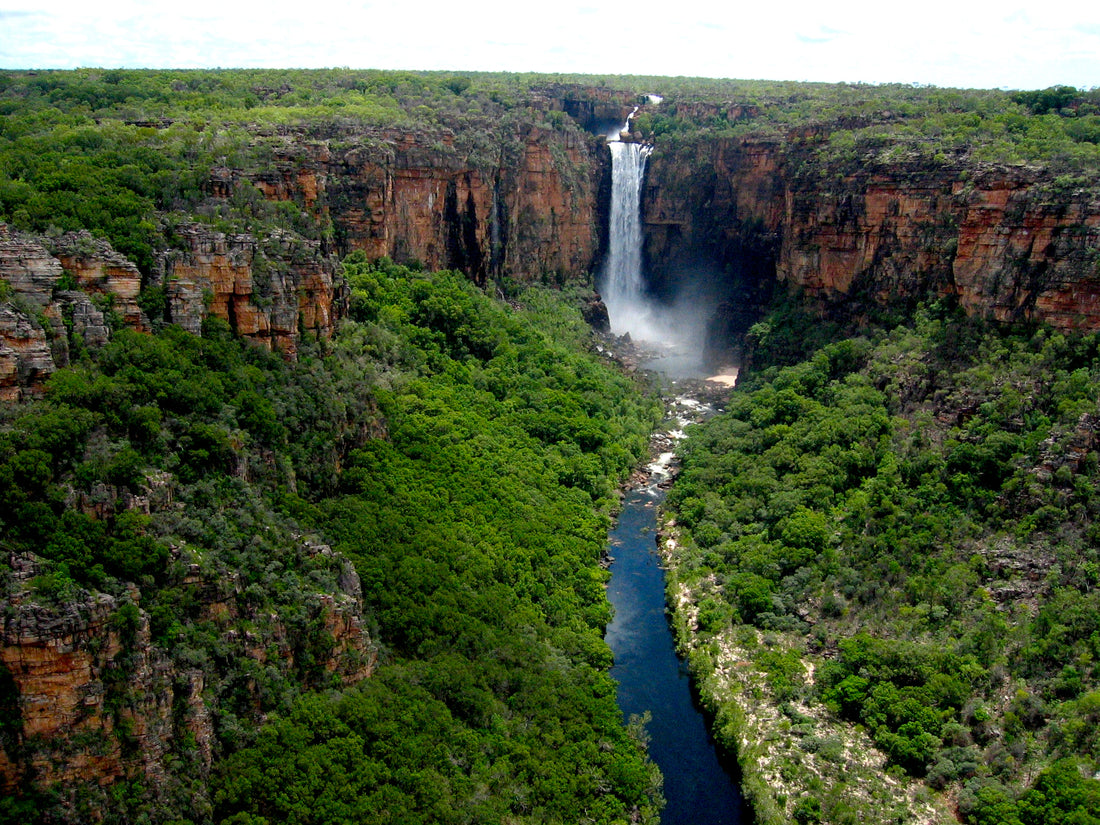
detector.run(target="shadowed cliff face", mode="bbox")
[0,122,608,397]
[212,114,1100,348]
[641,137,783,359]
[642,135,1100,342]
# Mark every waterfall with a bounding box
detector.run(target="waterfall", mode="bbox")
[489,185,502,275]
[602,137,652,333]
[600,105,663,340]
[600,99,721,381]
[594,106,721,380]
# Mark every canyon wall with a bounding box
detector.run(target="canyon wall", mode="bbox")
[190,112,1100,338]
[6,86,1100,817]
[7,108,1100,382]
[157,224,340,358]
[642,135,1100,334]
[8,105,1100,399]
[0,118,614,806]
[244,124,608,285]
[1,120,613,396]
[1,542,376,806]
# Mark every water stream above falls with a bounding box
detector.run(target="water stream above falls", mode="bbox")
[604,387,746,824]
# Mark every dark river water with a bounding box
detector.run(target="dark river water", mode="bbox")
[605,485,747,824]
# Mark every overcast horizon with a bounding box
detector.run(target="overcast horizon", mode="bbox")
[2,1,1099,91]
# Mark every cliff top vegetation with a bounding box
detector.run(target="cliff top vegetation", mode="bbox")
[3,68,1097,278]
[635,79,1100,176]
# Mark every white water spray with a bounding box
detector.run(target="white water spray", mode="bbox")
[599,102,738,384]
[601,109,659,338]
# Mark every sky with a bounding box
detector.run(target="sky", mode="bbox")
[1,0,1098,91]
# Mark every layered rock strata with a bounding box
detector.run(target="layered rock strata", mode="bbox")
[0,223,341,396]
[158,223,339,358]
[643,137,1100,333]
[0,226,65,400]
[0,542,376,799]
[51,231,147,332]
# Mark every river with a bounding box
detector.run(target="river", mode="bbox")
[598,100,745,821]
[604,374,746,824]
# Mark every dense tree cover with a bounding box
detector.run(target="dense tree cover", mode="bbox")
[667,304,1100,823]
[0,68,616,125]
[0,103,288,270]
[5,66,1100,823]
[635,80,1100,176]
[0,259,661,823]
[0,69,604,270]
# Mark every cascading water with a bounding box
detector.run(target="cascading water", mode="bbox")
[602,126,653,335]
[600,108,719,377]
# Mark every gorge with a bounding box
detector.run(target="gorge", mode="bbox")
[605,403,746,825]
[5,79,1100,396]
[600,108,745,823]
[3,70,1100,825]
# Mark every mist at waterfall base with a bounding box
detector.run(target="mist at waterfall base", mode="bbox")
[600,132,733,380]
[610,276,735,379]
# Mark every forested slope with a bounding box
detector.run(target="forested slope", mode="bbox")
[665,303,1100,824]
[1,257,661,823]
[5,67,1100,824]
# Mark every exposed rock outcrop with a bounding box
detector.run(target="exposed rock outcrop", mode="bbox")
[0,222,343,395]
[50,231,148,332]
[0,568,194,793]
[0,541,376,805]
[6,117,1100,396]
[0,225,64,308]
[158,223,340,358]
[643,136,1100,334]
[0,303,54,402]
[243,124,606,286]
[0,226,65,400]
[0,118,608,398]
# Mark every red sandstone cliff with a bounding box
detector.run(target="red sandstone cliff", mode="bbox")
[242,124,605,286]
[643,136,1100,333]
[158,223,340,358]
[52,231,148,332]
[7,117,1100,382]
[1,541,376,808]
[0,121,610,398]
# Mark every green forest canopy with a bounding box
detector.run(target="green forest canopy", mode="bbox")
[0,259,662,824]
[3,67,1100,823]
[666,303,1100,824]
